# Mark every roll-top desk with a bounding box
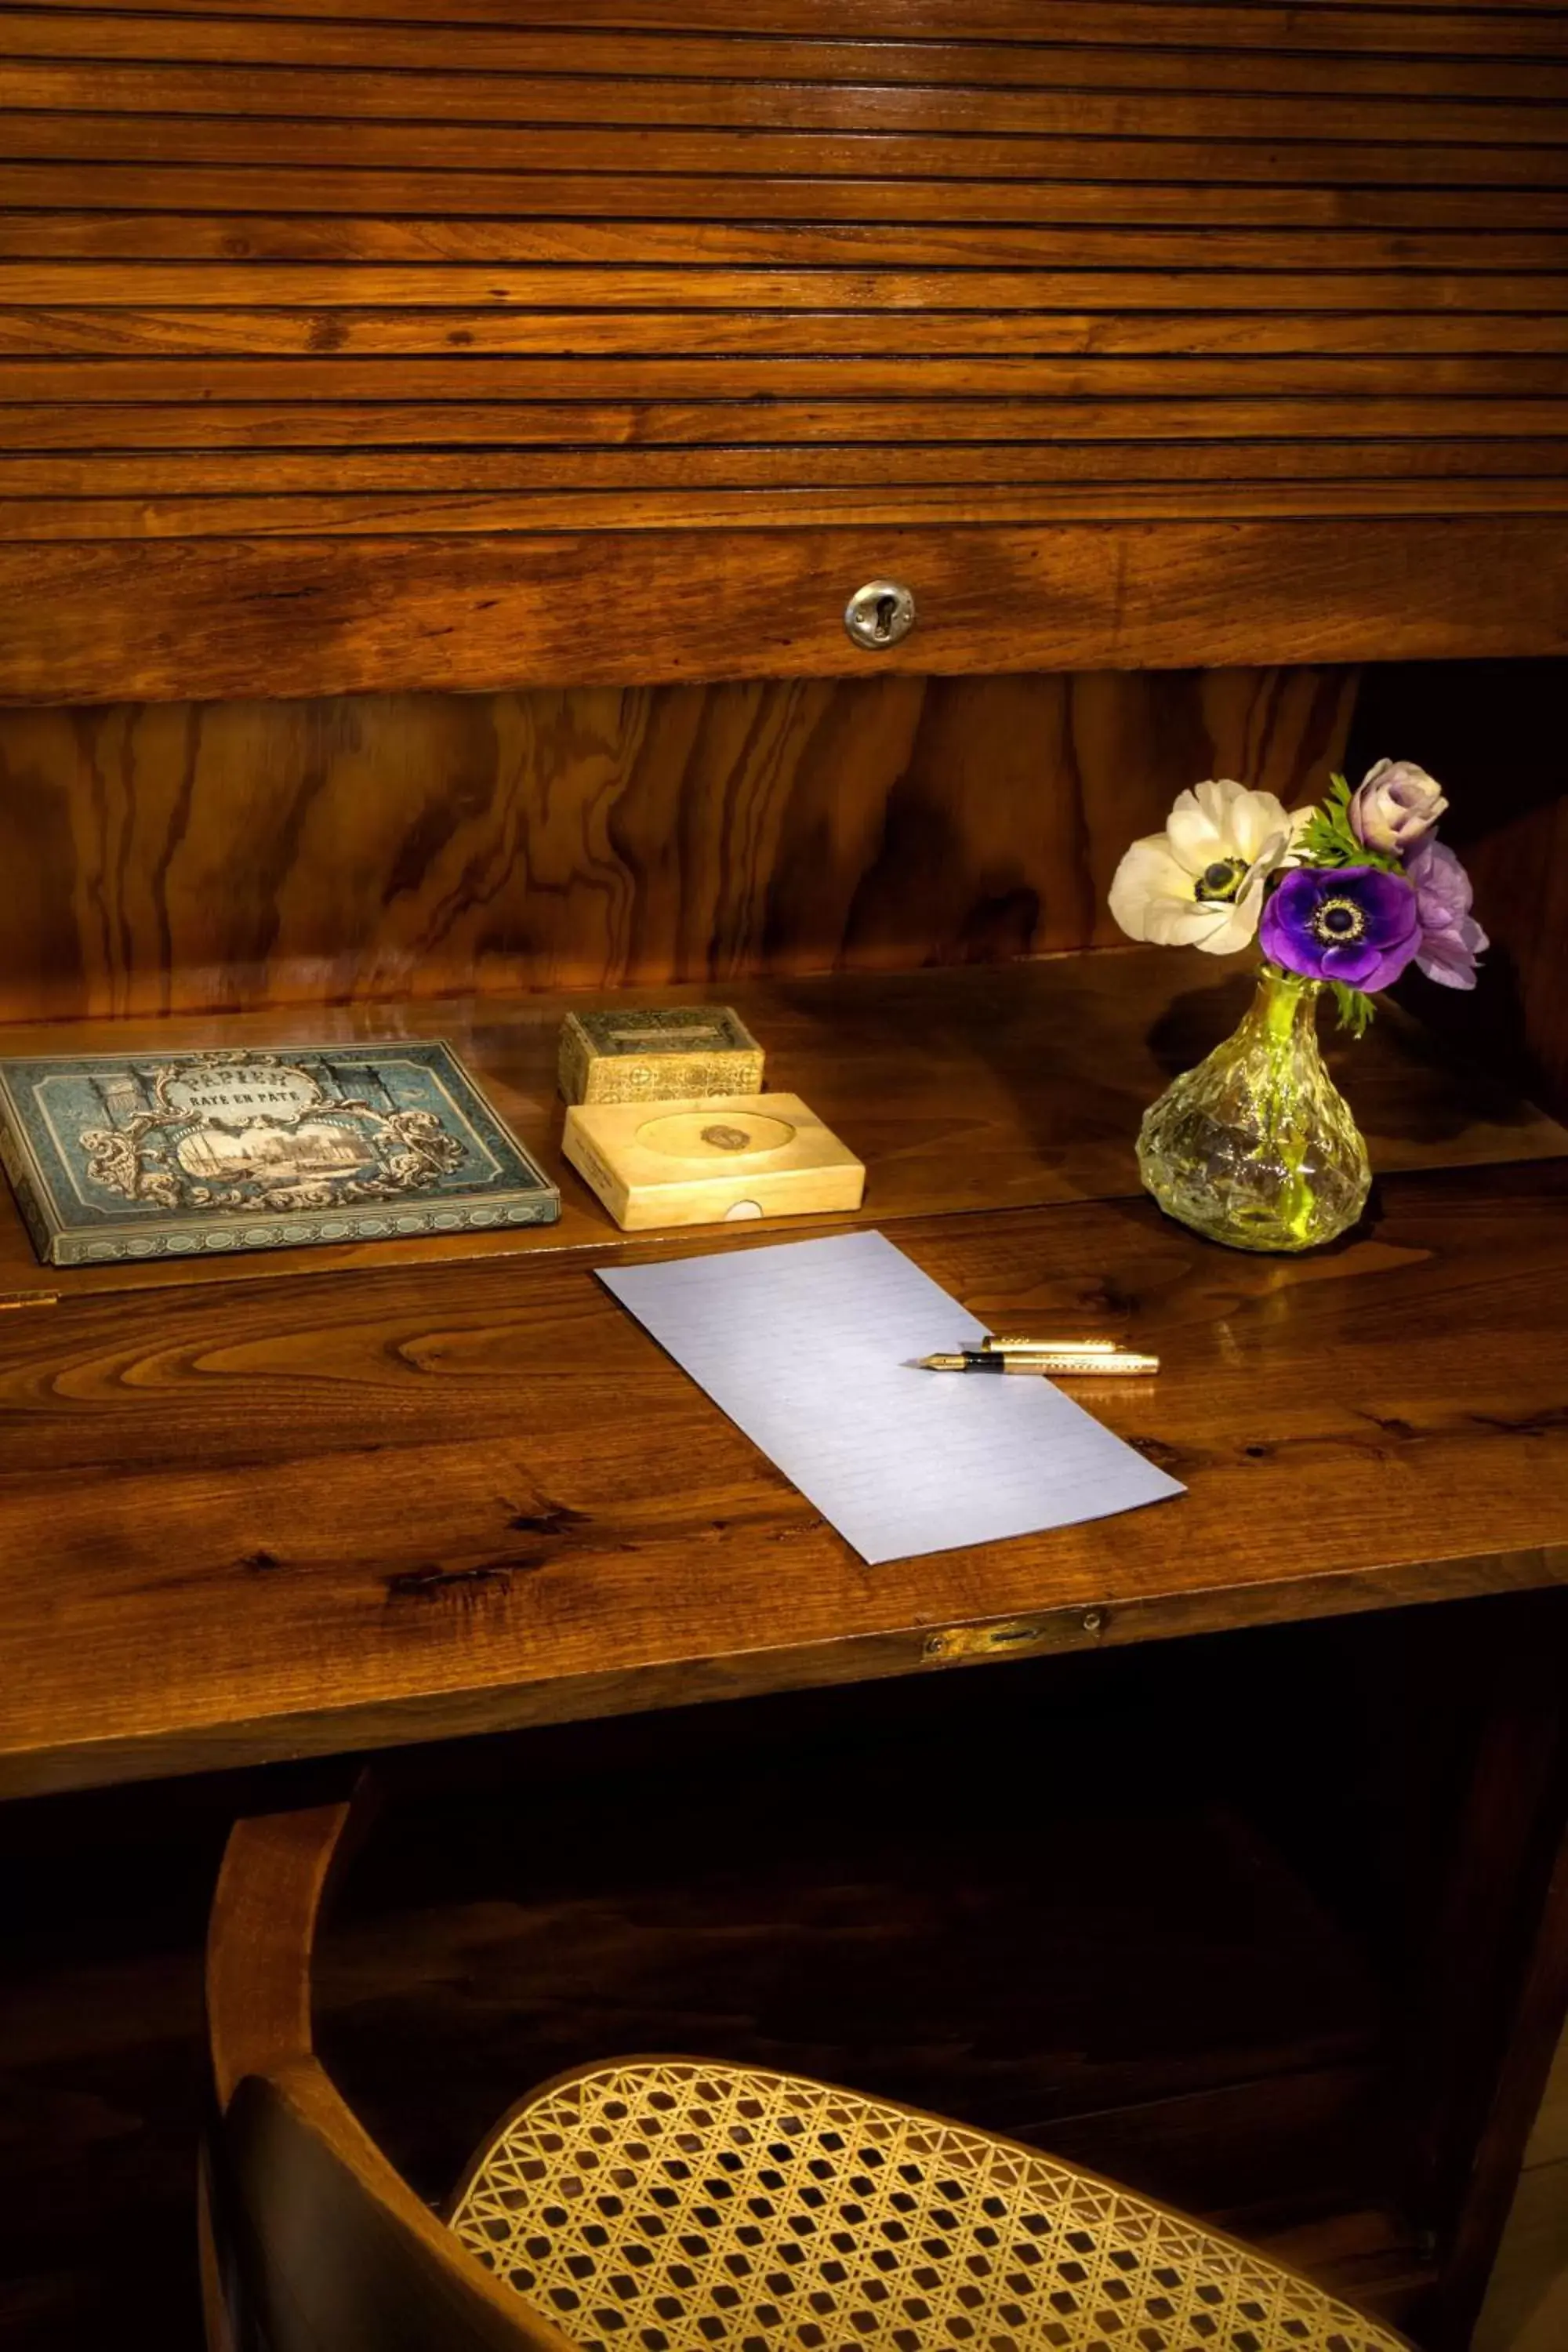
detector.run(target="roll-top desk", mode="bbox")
[0,7,1565,2347]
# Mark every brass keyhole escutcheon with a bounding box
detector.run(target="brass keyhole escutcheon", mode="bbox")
[844,580,916,650]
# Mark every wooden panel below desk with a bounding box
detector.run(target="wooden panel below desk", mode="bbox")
[0,1157,1564,1795]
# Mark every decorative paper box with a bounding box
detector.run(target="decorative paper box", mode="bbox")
[557,1004,765,1105]
[562,1092,865,1231]
[0,1041,559,1267]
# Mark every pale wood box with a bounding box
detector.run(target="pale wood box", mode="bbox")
[562,1094,865,1231]
[558,1006,764,1105]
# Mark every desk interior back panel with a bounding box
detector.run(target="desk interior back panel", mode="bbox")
[0,0,1564,693]
[0,663,1352,1018]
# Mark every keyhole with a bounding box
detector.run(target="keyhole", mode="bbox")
[844,579,916,649]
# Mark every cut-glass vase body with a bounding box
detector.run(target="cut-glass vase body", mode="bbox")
[1137,967,1371,1253]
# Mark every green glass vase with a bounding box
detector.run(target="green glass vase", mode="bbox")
[1136,965,1371,1253]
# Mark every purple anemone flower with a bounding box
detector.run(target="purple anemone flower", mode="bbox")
[1407,835,1489,990]
[1259,865,1421,992]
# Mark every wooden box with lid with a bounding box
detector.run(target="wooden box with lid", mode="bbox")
[557,1006,764,1107]
[562,1091,864,1228]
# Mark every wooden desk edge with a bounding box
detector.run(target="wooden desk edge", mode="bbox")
[8,1539,1563,1801]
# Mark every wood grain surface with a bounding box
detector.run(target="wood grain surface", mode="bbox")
[18,1,1568,37]
[5,521,1568,702]
[0,951,1559,1302]
[0,666,1353,1019]
[0,1145,1564,1797]
[1,0,1563,692]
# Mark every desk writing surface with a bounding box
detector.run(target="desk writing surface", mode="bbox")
[599,1230,1183,1563]
[0,1159,1565,1796]
[0,952,1559,1300]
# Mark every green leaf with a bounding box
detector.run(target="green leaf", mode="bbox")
[1296,774,1359,869]
[1294,772,1404,874]
[1330,982,1376,1038]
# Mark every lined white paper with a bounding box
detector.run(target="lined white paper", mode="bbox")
[597,1229,1182,1565]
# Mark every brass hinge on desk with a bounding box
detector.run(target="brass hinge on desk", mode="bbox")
[923,1610,1109,1663]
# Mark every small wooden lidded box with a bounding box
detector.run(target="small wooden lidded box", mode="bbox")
[563,1094,865,1231]
[558,1006,764,1105]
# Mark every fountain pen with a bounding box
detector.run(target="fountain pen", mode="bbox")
[918,1345,1159,1377]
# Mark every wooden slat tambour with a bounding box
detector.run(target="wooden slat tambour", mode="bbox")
[11,361,1568,405]
[7,355,1568,408]
[5,14,1568,96]
[5,334,1564,380]
[9,484,1568,535]
[6,399,1566,447]
[3,218,1568,267]
[7,60,1568,144]
[16,0,1568,47]
[9,444,1567,490]
[8,117,1566,183]
[0,0,1564,695]
[5,267,1568,310]
[3,169,1563,227]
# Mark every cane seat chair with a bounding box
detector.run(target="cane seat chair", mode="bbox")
[449,2058,1406,2352]
[205,1794,1411,2352]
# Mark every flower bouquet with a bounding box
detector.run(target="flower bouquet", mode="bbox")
[1109,761,1486,1252]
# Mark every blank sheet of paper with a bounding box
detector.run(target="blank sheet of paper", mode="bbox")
[597,1229,1182,1565]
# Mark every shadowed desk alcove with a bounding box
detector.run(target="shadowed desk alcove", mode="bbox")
[191,1595,1554,2350]
[310,1629,1439,2247]
[216,1609,1530,2350]
[210,1657,1444,2350]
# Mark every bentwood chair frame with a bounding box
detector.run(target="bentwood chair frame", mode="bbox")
[203,1783,1414,2352]
[204,1790,578,2352]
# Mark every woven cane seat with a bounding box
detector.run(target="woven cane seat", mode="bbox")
[448,2060,1408,2352]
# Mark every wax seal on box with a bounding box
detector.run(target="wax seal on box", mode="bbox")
[563,1093,864,1231]
[557,1005,764,1106]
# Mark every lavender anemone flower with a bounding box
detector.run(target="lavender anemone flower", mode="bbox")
[1259,865,1421,992]
[1407,835,1489,990]
[1348,759,1447,856]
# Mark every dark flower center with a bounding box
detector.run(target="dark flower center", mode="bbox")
[1194,857,1247,904]
[1308,894,1367,946]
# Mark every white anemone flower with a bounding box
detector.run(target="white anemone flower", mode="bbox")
[1109,778,1309,955]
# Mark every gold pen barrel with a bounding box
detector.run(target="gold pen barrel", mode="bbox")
[919,1348,1160,1376]
[982,1335,1120,1355]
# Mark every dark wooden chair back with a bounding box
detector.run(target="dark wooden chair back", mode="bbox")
[204,1792,575,2352]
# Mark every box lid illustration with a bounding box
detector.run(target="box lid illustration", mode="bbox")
[0,1041,558,1267]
